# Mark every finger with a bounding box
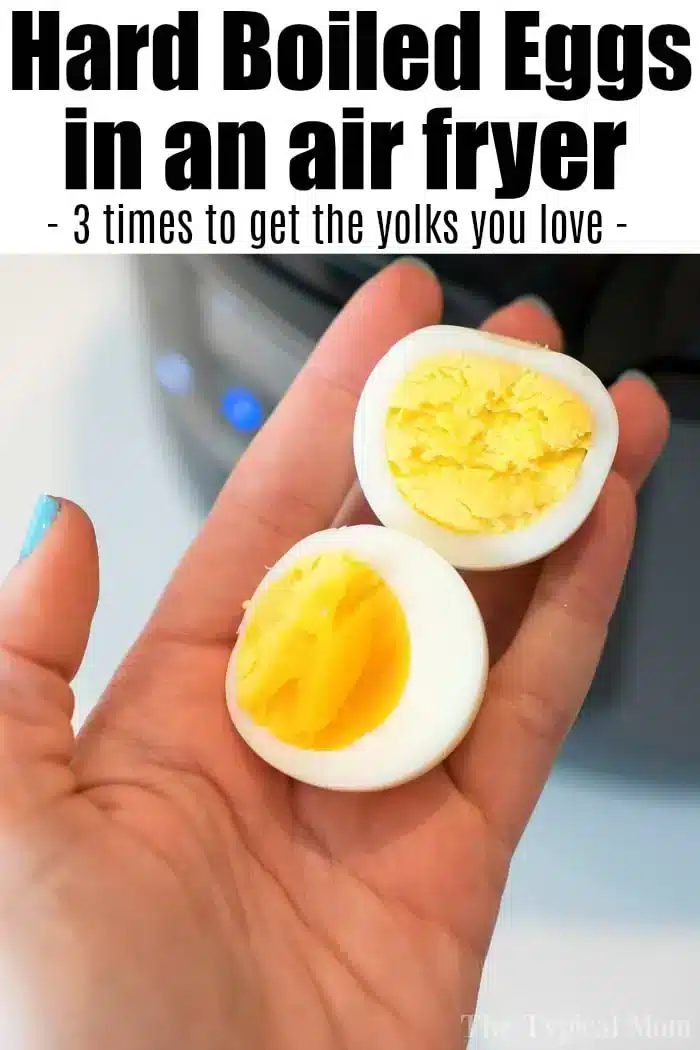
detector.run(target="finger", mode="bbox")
[3,497,99,682]
[480,296,563,347]
[150,260,443,645]
[333,483,378,528]
[609,372,671,490]
[451,379,670,847]
[0,497,99,806]
[74,263,442,771]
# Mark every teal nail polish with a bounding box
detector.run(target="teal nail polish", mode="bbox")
[19,496,61,562]
[512,295,557,320]
[619,369,658,391]
[390,256,438,279]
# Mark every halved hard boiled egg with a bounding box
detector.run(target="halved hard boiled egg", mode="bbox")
[354,325,620,571]
[225,525,488,791]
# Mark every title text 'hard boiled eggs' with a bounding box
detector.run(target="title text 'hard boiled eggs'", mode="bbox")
[354,325,620,570]
[225,525,488,792]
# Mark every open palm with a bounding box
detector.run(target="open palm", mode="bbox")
[0,263,668,1050]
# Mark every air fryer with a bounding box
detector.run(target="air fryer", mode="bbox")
[137,255,700,784]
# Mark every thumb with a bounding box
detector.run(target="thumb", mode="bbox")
[0,497,99,804]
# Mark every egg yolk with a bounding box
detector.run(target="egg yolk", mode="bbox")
[386,353,594,534]
[234,552,411,750]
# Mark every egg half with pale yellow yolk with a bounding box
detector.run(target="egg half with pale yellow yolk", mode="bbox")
[225,525,488,791]
[353,325,620,571]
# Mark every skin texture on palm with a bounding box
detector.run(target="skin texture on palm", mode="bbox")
[0,262,670,1050]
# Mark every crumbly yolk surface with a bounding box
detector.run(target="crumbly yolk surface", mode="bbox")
[234,552,410,750]
[386,353,594,534]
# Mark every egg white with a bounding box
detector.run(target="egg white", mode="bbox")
[226,525,489,792]
[353,325,620,571]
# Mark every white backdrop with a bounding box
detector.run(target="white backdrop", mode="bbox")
[1,1,698,252]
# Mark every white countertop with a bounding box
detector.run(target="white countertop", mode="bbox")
[1,257,698,1048]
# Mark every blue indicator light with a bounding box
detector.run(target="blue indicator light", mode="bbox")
[155,351,194,396]
[221,387,265,434]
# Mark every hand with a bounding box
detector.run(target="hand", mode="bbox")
[0,261,669,1050]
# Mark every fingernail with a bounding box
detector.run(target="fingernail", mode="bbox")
[618,369,659,391]
[512,295,556,320]
[390,256,438,279]
[19,496,61,563]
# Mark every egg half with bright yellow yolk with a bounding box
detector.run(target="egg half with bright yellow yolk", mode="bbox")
[353,325,620,571]
[225,525,488,791]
